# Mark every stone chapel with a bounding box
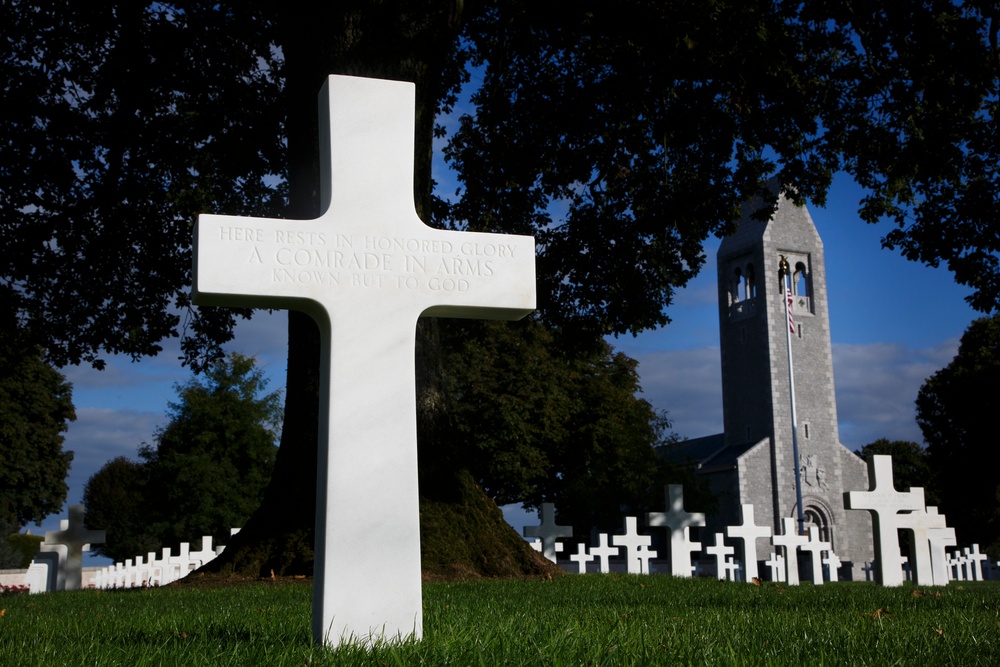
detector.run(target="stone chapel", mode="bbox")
[665,191,875,579]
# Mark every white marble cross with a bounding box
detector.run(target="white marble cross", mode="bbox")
[612,517,654,574]
[590,533,620,573]
[188,536,217,569]
[726,504,772,583]
[646,484,705,578]
[822,550,842,582]
[168,541,194,580]
[43,504,105,591]
[925,507,955,586]
[705,533,736,581]
[524,503,573,563]
[799,526,832,585]
[771,517,809,585]
[194,75,535,647]
[844,455,925,587]
[949,551,966,580]
[635,544,657,574]
[765,552,785,582]
[902,506,947,586]
[32,548,65,593]
[965,544,988,581]
[569,542,594,574]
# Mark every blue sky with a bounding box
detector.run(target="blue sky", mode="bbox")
[35,133,978,565]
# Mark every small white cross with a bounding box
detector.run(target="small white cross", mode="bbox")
[771,517,809,585]
[798,526,832,585]
[726,504,772,583]
[705,533,736,580]
[647,485,704,578]
[568,542,594,574]
[612,517,654,575]
[589,533,621,573]
[523,503,573,563]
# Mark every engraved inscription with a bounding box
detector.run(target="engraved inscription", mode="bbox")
[214,224,517,291]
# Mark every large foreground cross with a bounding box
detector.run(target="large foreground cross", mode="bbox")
[194,75,535,646]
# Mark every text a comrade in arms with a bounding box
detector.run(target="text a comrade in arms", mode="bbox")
[218,225,518,279]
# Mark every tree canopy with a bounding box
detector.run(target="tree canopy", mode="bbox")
[84,353,280,561]
[433,318,677,533]
[916,315,1000,555]
[5,1,1000,575]
[3,2,999,368]
[0,337,75,529]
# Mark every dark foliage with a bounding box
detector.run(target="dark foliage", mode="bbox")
[857,439,939,507]
[85,353,280,561]
[0,338,75,529]
[5,1,1000,573]
[917,315,1000,555]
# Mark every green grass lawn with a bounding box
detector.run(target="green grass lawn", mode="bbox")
[0,575,997,665]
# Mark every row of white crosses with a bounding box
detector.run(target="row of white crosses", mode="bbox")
[24,504,241,593]
[523,486,841,584]
[88,532,239,589]
[946,545,990,581]
[528,456,992,587]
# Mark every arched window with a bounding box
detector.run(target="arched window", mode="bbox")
[803,505,832,546]
[793,261,808,298]
[745,263,756,300]
[732,267,743,303]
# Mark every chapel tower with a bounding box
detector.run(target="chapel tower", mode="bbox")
[713,191,872,567]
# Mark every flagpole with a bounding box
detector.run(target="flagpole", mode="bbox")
[780,255,805,535]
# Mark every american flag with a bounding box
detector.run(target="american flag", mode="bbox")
[785,287,796,334]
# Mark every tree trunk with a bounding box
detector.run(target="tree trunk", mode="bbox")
[202,1,556,580]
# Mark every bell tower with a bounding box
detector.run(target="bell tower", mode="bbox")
[716,191,871,566]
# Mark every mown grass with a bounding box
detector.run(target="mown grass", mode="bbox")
[0,575,997,665]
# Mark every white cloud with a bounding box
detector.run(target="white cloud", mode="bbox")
[832,339,958,449]
[61,408,162,508]
[632,346,724,440]
[29,406,161,549]
[628,338,959,452]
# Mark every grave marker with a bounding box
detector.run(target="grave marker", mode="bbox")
[188,536,216,569]
[30,549,64,593]
[765,552,785,582]
[646,485,705,578]
[612,517,654,574]
[822,550,842,582]
[194,75,535,646]
[590,534,620,573]
[726,504,772,583]
[844,455,925,586]
[635,544,657,574]
[568,542,594,574]
[903,506,946,586]
[771,517,809,585]
[705,533,736,581]
[524,503,573,563]
[43,504,105,591]
[949,551,966,580]
[799,526,832,585]
[966,544,988,581]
